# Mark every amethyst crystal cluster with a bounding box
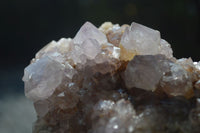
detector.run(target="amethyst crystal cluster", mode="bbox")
[23,22,200,133]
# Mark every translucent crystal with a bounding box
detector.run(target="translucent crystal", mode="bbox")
[73,22,107,45]
[69,39,101,65]
[101,43,121,60]
[160,62,193,98]
[111,46,120,59]
[124,54,170,91]
[64,62,77,79]
[35,38,72,62]
[80,39,101,60]
[23,56,65,101]
[68,44,85,65]
[106,24,129,47]
[91,99,136,133]
[120,22,161,60]
[159,39,173,58]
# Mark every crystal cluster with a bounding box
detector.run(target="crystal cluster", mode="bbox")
[23,22,200,133]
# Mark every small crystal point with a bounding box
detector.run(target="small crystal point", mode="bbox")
[73,21,107,45]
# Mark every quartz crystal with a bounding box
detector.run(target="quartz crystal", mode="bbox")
[23,21,200,133]
[23,56,65,101]
[124,54,168,91]
[159,39,173,58]
[73,22,107,45]
[120,22,173,61]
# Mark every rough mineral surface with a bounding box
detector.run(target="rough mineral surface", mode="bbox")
[23,21,200,133]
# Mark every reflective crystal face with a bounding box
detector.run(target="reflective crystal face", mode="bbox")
[23,21,200,133]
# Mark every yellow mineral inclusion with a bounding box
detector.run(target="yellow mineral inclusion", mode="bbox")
[99,22,113,34]
[119,44,136,61]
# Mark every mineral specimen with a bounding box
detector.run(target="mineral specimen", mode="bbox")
[23,21,200,133]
